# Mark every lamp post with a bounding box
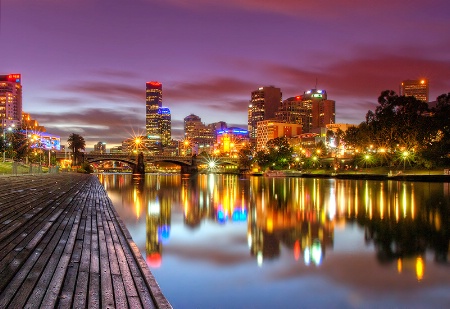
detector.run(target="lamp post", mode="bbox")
[2,123,15,162]
[402,151,409,170]
[364,154,370,169]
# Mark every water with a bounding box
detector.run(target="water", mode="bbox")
[98,173,450,309]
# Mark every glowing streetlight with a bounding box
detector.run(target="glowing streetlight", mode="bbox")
[2,124,15,162]
[364,154,370,169]
[402,151,409,170]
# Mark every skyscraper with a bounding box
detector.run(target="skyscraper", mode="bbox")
[0,74,22,128]
[401,79,429,102]
[275,96,305,126]
[158,107,171,147]
[302,89,335,132]
[146,81,163,148]
[248,86,282,142]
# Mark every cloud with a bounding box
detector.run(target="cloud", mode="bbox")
[61,81,144,103]
[32,108,144,147]
[163,0,433,19]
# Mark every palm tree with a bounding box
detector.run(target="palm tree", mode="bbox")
[67,133,86,165]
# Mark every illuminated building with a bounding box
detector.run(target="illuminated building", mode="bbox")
[401,79,429,102]
[159,107,171,147]
[183,114,215,153]
[248,86,282,143]
[216,127,249,154]
[22,112,46,132]
[0,74,22,129]
[275,96,312,131]
[146,81,163,152]
[302,89,335,131]
[145,81,172,153]
[256,120,302,152]
[94,142,107,154]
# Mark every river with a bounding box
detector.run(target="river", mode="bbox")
[98,173,450,309]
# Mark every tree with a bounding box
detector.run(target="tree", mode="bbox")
[265,137,293,170]
[67,133,86,165]
[238,145,253,171]
[423,93,450,165]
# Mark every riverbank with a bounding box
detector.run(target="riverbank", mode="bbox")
[0,173,172,308]
[258,166,450,182]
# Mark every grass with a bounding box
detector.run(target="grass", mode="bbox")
[0,161,50,175]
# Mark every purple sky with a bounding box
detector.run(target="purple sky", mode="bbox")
[1,0,449,149]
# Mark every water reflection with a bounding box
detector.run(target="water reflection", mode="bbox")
[98,174,449,280]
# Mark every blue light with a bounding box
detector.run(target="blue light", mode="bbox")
[217,209,228,224]
[158,225,170,244]
[232,209,247,221]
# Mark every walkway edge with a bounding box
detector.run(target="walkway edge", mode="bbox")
[101,178,173,309]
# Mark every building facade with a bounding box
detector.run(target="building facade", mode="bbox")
[216,127,249,155]
[275,96,308,129]
[145,81,172,153]
[0,74,22,129]
[256,120,302,152]
[302,89,335,131]
[183,114,215,154]
[93,142,107,154]
[158,107,171,147]
[401,79,429,102]
[146,81,163,150]
[248,86,282,142]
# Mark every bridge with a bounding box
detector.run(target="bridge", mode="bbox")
[55,152,240,174]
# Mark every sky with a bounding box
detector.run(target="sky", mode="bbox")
[1,0,449,149]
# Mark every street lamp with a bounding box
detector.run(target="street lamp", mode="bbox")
[364,154,370,169]
[2,124,15,162]
[402,151,409,170]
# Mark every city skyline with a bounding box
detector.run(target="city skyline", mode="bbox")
[1,0,449,149]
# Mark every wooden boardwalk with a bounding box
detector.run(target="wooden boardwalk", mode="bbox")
[0,173,172,308]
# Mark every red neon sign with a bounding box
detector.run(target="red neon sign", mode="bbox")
[146,81,161,87]
[7,74,21,82]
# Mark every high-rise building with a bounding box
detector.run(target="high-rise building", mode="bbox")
[256,120,302,152]
[159,107,171,147]
[275,96,306,126]
[0,74,22,129]
[183,114,215,153]
[302,89,335,131]
[145,81,172,153]
[146,81,163,150]
[248,86,282,142]
[401,79,429,102]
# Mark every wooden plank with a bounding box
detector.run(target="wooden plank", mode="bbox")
[0,174,170,309]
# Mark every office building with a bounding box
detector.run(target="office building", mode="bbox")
[248,86,282,141]
[145,81,172,153]
[159,107,171,147]
[22,112,46,132]
[275,96,307,128]
[302,89,335,131]
[401,79,429,102]
[256,120,302,152]
[146,81,163,149]
[183,114,215,154]
[94,142,107,154]
[0,74,22,129]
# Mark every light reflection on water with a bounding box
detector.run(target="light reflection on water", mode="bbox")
[98,173,450,309]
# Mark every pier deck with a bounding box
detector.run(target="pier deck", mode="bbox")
[0,173,171,308]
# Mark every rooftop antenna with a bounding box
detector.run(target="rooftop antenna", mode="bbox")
[315,78,318,89]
